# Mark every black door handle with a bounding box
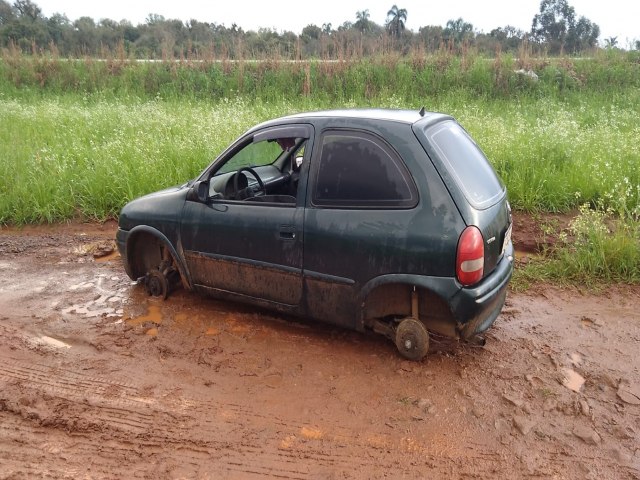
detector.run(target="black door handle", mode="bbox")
[280,230,296,239]
[279,225,296,240]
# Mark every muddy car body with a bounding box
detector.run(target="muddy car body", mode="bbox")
[117,109,514,359]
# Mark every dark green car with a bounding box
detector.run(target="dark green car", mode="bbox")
[117,109,513,360]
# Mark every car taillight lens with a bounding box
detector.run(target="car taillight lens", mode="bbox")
[456,226,484,286]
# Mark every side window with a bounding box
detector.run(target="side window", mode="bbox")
[217,140,282,175]
[313,131,417,208]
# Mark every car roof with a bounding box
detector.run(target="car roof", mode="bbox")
[247,108,454,136]
[282,108,437,124]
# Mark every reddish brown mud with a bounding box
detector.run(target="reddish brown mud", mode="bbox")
[0,219,638,479]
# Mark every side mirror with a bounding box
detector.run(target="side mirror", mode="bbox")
[188,180,210,203]
[196,180,209,203]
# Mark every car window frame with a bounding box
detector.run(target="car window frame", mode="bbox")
[198,124,313,182]
[194,123,314,208]
[309,128,419,210]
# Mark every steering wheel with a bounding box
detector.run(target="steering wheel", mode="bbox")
[233,166,266,200]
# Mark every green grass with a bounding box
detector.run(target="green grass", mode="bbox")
[1,51,639,102]
[2,90,638,223]
[514,204,640,287]
[1,53,638,284]
[0,96,293,222]
[457,93,640,214]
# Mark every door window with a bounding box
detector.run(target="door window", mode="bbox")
[313,131,417,208]
[217,140,283,175]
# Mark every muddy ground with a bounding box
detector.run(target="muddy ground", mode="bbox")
[0,217,638,479]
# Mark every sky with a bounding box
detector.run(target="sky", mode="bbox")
[34,0,639,47]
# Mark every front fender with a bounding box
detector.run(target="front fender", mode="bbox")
[123,225,193,289]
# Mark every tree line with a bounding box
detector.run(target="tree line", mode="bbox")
[0,0,634,59]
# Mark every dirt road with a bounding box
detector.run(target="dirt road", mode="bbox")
[0,221,638,479]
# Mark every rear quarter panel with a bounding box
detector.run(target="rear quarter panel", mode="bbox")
[301,118,465,327]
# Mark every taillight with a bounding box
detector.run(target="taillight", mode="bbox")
[456,226,484,286]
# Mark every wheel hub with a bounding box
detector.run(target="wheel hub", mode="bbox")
[394,317,429,361]
[145,270,168,299]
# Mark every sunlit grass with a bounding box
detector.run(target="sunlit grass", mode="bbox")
[0,96,299,222]
[2,91,638,224]
[514,204,640,286]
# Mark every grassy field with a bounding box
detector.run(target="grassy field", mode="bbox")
[2,91,638,221]
[1,53,638,283]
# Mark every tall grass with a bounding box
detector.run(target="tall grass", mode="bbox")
[1,49,639,224]
[515,203,640,286]
[0,97,295,222]
[1,49,638,102]
[1,92,638,224]
[458,94,640,213]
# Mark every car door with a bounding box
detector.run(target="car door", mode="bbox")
[180,124,313,306]
[302,128,419,327]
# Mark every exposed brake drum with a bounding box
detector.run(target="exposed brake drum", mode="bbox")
[144,269,169,299]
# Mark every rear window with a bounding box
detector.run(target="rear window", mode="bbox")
[428,121,504,209]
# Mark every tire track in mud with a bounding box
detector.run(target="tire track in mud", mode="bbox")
[6,355,634,479]
[0,355,509,478]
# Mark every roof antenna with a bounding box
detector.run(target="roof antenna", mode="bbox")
[419,106,426,117]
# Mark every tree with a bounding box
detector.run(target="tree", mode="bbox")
[120,20,139,45]
[73,16,97,54]
[145,13,165,26]
[301,24,321,40]
[46,12,69,48]
[5,0,49,50]
[531,0,575,52]
[531,0,599,53]
[322,22,332,35]
[354,9,370,33]
[13,0,41,21]
[418,25,443,50]
[444,17,474,45]
[566,16,599,51]
[386,4,407,38]
[604,36,618,49]
[489,25,525,52]
[0,0,15,26]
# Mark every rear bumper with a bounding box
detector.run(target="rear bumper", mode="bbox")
[450,242,514,339]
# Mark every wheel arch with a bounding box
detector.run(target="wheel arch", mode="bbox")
[358,275,460,338]
[125,225,192,290]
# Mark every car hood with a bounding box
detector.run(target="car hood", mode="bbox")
[118,184,188,232]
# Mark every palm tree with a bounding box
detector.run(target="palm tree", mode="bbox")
[322,23,332,35]
[386,5,407,38]
[355,9,371,33]
[604,36,618,49]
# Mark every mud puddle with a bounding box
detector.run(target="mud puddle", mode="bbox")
[0,221,639,479]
